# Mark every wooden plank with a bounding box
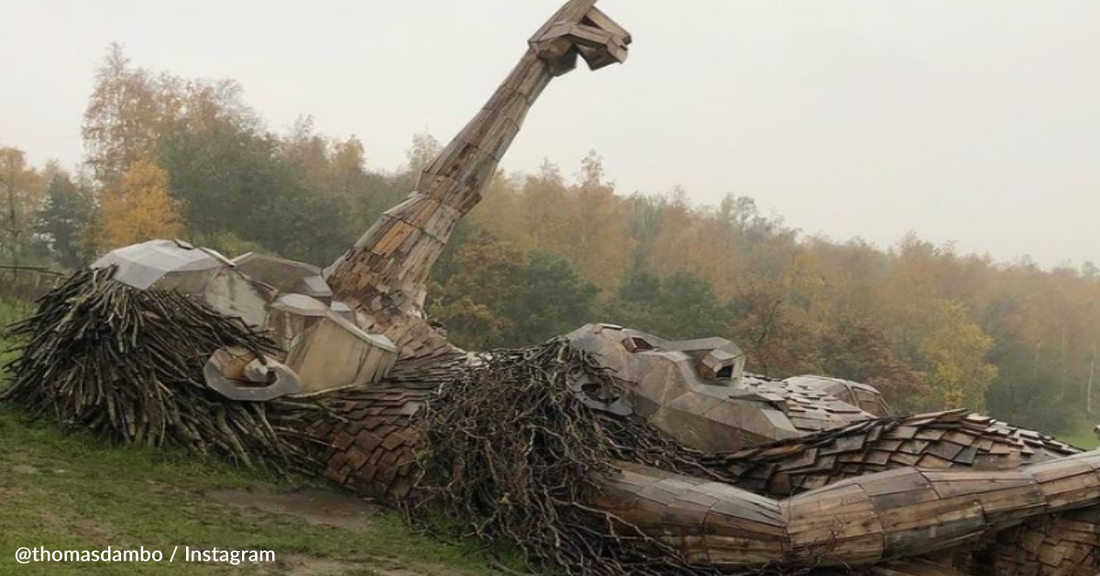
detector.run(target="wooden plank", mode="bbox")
[528,0,599,44]
[584,6,632,44]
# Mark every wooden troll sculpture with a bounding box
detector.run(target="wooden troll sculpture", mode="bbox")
[322,2,1098,574]
[6,2,1098,575]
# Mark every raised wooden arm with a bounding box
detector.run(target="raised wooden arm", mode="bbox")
[326,0,631,322]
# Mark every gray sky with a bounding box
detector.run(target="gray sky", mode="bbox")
[3,1,1099,267]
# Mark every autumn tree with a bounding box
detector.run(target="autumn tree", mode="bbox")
[637,188,695,279]
[514,160,573,255]
[430,230,597,349]
[280,116,370,201]
[406,132,442,174]
[915,300,999,412]
[725,283,811,376]
[83,44,180,184]
[817,313,921,407]
[429,231,524,349]
[560,152,633,291]
[97,159,184,250]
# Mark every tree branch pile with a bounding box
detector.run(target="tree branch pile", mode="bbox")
[408,338,747,576]
[1,267,323,471]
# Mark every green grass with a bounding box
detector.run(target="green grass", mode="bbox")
[0,405,498,576]
[0,297,33,368]
[1059,420,1099,450]
[0,297,497,576]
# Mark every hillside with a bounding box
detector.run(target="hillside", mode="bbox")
[0,299,496,576]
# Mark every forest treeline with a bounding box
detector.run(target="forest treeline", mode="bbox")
[2,45,1098,434]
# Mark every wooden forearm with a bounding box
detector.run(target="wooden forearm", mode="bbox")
[326,0,631,320]
[327,50,551,317]
[595,451,1100,569]
[303,385,1100,574]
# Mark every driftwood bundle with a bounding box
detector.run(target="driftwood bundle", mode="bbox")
[409,339,739,576]
[1,267,322,470]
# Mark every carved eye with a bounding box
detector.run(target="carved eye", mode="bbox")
[700,348,745,382]
[623,336,655,352]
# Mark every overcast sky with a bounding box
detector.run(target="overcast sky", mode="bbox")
[2,1,1099,267]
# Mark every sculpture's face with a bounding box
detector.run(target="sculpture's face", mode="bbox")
[92,240,399,397]
[566,323,876,452]
[567,323,794,451]
[566,324,747,392]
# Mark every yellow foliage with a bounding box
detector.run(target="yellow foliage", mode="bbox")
[917,300,999,412]
[98,159,185,250]
[469,156,634,294]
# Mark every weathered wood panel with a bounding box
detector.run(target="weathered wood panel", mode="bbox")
[598,452,1100,569]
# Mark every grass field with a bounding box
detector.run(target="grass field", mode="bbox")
[0,297,496,576]
[0,297,32,368]
[0,404,501,576]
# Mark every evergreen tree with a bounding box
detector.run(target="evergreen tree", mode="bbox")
[503,251,598,345]
[36,173,95,269]
[0,146,46,266]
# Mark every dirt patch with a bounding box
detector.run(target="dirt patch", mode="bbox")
[207,486,381,530]
[270,556,415,576]
[270,553,461,576]
[266,555,363,576]
[206,487,486,576]
[36,512,115,544]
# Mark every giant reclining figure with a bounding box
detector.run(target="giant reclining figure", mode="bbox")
[321,2,1100,573]
[12,2,1098,575]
